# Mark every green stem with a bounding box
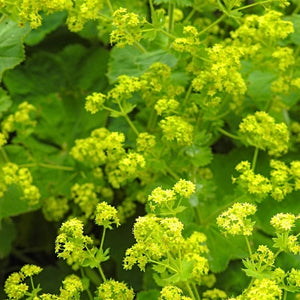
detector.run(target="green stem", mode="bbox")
[100,228,106,251]
[185,282,196,300]
[117,101,140,135]
[159,29,177,40]
[148,259,178,273]
[164,165,180,180]
[39,163,74,171]
[182,83,193,107]
[234,0,272,11]
[123,113,139,135]
[245,236,253,257]
[80,269,93,300]
[0,148,9,162]
[98,265,107,282]
[168,2,175,34]
[147,108,157,132]
[106,0,114,14]
[251,148,259,171]
[149,0,157,23]
[184,8,196,23]
[218,127,241,140]
[192,283,201,300]
[133,41,147,53]
[283,290,287,300]
[199,14,225,36]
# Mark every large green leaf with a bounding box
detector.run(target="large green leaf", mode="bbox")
[108,46,177,82]
[0,218,16,258]
[25,12,66,46]
[0,17,30,81]
[137,290,160,300]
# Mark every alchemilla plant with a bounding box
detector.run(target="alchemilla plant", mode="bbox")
[1,0,300,299]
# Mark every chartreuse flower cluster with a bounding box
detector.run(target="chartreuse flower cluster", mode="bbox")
[55,201,119,270]
[0,162,40,205]
[238,111,289,157]
[218,206,300,299]
[0,0,107,31]
[1,101,37,138]
[147,179,195,216]
[217,202,257,236]
[96,279,134,300]
[70,128,145,188]
[5,264,84,300]
[110,8,145,48]
[124,214,210,297]
[233,159,300,202]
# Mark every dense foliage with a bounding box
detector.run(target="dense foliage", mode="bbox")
[1,0,300,299]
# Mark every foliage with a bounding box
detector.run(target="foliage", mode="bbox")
[1,0,300,299]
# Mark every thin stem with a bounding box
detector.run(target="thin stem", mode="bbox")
[100,228,106,251]
[159,29,177,40]
[0,148,9,162]
[184,8,196,23]
[80,269,93,300]
[148,259,178,273]
[245,236,253,257]
[199,14,225,36]
[164,165,180,180]
[283,290,287,300]
[98,265,107,282]
[192,283,201,300]
[168,2,175,34]
[106,0,114,14]
[251,148,259,171]
[134,40,147,53]
[234,0,272,11]
[123,113,139,135]
[38,163,74,171]
[218,127,241,140]
[185,282,196,300]
[182,83,193,107]
[149,0,157,24]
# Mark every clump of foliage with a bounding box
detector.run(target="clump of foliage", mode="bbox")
[1,0,300,299]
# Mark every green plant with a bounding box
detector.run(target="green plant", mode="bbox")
[1,0,300,299]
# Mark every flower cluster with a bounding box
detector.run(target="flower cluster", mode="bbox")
[202,288,227,300]
[173,26,200,54]
[238,111,289,156]
[217,202,257,236]
[192,44,246,101]
[95,201,120,229]
[0,0,104,31]
[2,101,37,137]
[85,92,106,114]
[147,179,195,215]
[96,279,134,300]
[160,116,194,145]
[271,213,300,255]
[136,132,156,153]
[155,98,180,116]
[124,214,209,285]
[55,218,95,269]
[159,285,192,300]
[70,128,145,188]
[231,10,294,46]
[71,183,99,219]
[0,163,40,205]
[233,161,272,201]
[42,196,69,222]
[110,8,145,48]
[4,264,42,299]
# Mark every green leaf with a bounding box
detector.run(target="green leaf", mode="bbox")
[0,184,40,219]
[247,70,277,109]
[0,17,30,81]
[25,12,66,46]
[108,46,177,82]
[153,0,192,6]
[185,145,213,167]
[0,87,12,117]
[137,290,160,300]
[0,218,16,258]
[286,15,300,45]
